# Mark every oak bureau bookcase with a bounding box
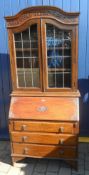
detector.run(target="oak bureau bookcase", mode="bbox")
[5,6,80,168]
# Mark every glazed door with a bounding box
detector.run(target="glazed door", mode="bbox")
[41,19,76,92]
[10,18,76,92]
[12,19,43,91]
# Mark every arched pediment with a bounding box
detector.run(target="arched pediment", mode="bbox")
[5,6,79,28]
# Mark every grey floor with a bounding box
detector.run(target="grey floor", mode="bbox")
[0,141,89,175]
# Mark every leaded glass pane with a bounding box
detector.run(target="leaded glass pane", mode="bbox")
[22,29,29,40]
[14,24,40,88]
[46,24,71,88]
[17,71,25,87]
[48,73,55,87]
[17,58,23,68]
[56,73,63,87]
[64,73,71,87]
[25,70,32,87]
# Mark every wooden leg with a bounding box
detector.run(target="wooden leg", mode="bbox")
[12,156,25,166]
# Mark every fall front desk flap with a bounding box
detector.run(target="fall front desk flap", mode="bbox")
[9,97,79,121]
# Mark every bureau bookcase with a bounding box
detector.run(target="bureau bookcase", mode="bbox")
[5,6,80,168]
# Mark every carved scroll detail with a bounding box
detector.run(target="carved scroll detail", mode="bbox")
[7,13,30,27]
[7,10,76,27]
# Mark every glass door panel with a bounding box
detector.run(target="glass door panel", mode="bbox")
[46,24,72,88]
[14,24,40,88]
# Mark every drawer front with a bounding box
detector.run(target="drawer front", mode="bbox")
[12,143,77,159]
[13,121,79,134]
[11,132,77,146]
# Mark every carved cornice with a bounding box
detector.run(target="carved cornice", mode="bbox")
[5,6,79,28]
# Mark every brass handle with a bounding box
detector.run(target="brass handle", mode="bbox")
[22,125,27,131]
[23,148,29,154]
[22,136,28,142]
[60,127,64,133]
[59,150,64,155]
[60,139,64,145]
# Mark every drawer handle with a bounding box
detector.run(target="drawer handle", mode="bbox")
[22,125,27,131]
[59,150,64,155]
[60,127,64,133]
[23,148,29,154]
[22,136,28,142]
[60,139,64,145]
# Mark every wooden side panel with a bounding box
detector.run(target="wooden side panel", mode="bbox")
[9,97,79,121]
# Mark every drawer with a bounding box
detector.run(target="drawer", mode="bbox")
[12,143,77,159]
[11,132,77,146]
[13,121,79,134]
